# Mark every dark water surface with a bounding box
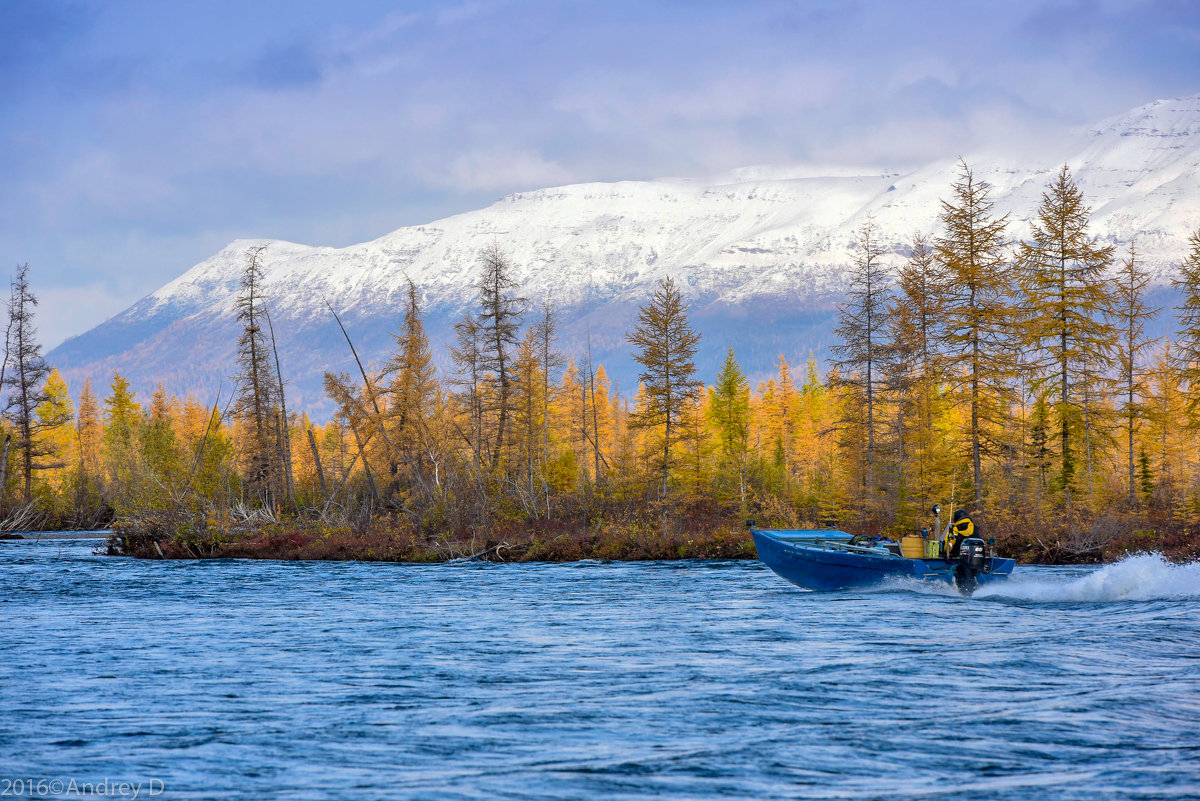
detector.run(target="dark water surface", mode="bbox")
[2,539,1198,800]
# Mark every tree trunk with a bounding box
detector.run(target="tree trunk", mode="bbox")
[266,312,295,511]
[663,376,672,498]
[350,423,379,503]
[0,434,10,519]
[1061,331,1071,515]
[866,350,875,506]
[328,302,398,468]
[588,339,601,483]
[1127,345,1136,509]
[308,426,327,500]
[970,317,983,511]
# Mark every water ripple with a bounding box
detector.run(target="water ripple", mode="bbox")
[1,540,1198,800]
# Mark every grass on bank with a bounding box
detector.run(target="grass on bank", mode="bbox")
[106,505,1200,565]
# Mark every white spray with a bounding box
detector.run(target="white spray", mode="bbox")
[973,553,1200,602]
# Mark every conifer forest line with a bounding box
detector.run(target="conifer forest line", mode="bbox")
[5,162,1200,563]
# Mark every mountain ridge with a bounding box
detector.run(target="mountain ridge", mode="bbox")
[49,94,1200,417]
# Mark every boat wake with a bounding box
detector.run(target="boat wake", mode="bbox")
[972,553,1200,603]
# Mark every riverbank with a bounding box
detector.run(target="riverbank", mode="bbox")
[993,517,1200,565]
[107,513,758,562]
[103,512,1200,565]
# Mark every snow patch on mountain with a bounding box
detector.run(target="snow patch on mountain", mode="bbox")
[49,94,1200,417]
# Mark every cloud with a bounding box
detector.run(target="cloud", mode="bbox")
[4,0,1200,348]
[438,150,575,192]
[27,148,177,222]
[434,1,495,27]
[556,63,847,130]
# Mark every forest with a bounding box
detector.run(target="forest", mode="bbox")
[4,162,1200,564]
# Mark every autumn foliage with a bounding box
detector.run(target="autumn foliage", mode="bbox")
[5,163,1200,564]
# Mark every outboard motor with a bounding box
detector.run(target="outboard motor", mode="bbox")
[954,537,987,595]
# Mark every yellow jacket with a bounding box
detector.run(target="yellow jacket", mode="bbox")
[944,517,974,558]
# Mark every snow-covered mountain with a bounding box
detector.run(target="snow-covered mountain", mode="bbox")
[49,94,1200,417]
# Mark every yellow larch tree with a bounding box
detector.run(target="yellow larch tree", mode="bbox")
[934,160,1016,511]
[34,368,75,494]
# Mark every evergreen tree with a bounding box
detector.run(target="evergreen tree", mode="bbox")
[831,216,892,507]
[881,296,919,518]
[829,369,869,518]
[474,245,526,473]
[142,384,180,480]
[383,277,438,494]
[1028,394,1052,519]
[533,303,564,515]
[511,327,545,511]
[3,264,55,503]
[609,392,637,497]
[34,368,75,490]
[708,348,751,510]
[583,331,606,485]
[230,244,280,505]
[65,376,103,523]
[626,276,702,497]
[1138,447,1154,506]
[449,312,485,474]
[321,418,348,484]
[934,160,1015,511]
[323,370,382,502]
[797,353,835,520]
[1146,342,1186,508]
[76,378,102,480]
[1171,228,1200,422]
[769,355,799,495]
[676,388,709,501]
[176,394,231,505]
[101,373,140,499]
[591,364,615,472]
[194,401,234,505]
[1018,165,1116,512]
[557,359,589,491]
[1114,243,1160,508]
[892,234,948,512]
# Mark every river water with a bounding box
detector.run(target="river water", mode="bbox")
[1,539,1198,800]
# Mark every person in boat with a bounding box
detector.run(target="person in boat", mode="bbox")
[943,509,975,559]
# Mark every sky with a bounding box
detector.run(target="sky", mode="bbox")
[3,0,1199,349]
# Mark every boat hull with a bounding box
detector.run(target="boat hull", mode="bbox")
[751,529,1014,591]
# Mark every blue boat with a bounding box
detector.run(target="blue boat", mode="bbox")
[750,526,1015,594]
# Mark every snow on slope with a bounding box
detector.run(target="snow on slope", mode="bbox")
[49,94,1200,416]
